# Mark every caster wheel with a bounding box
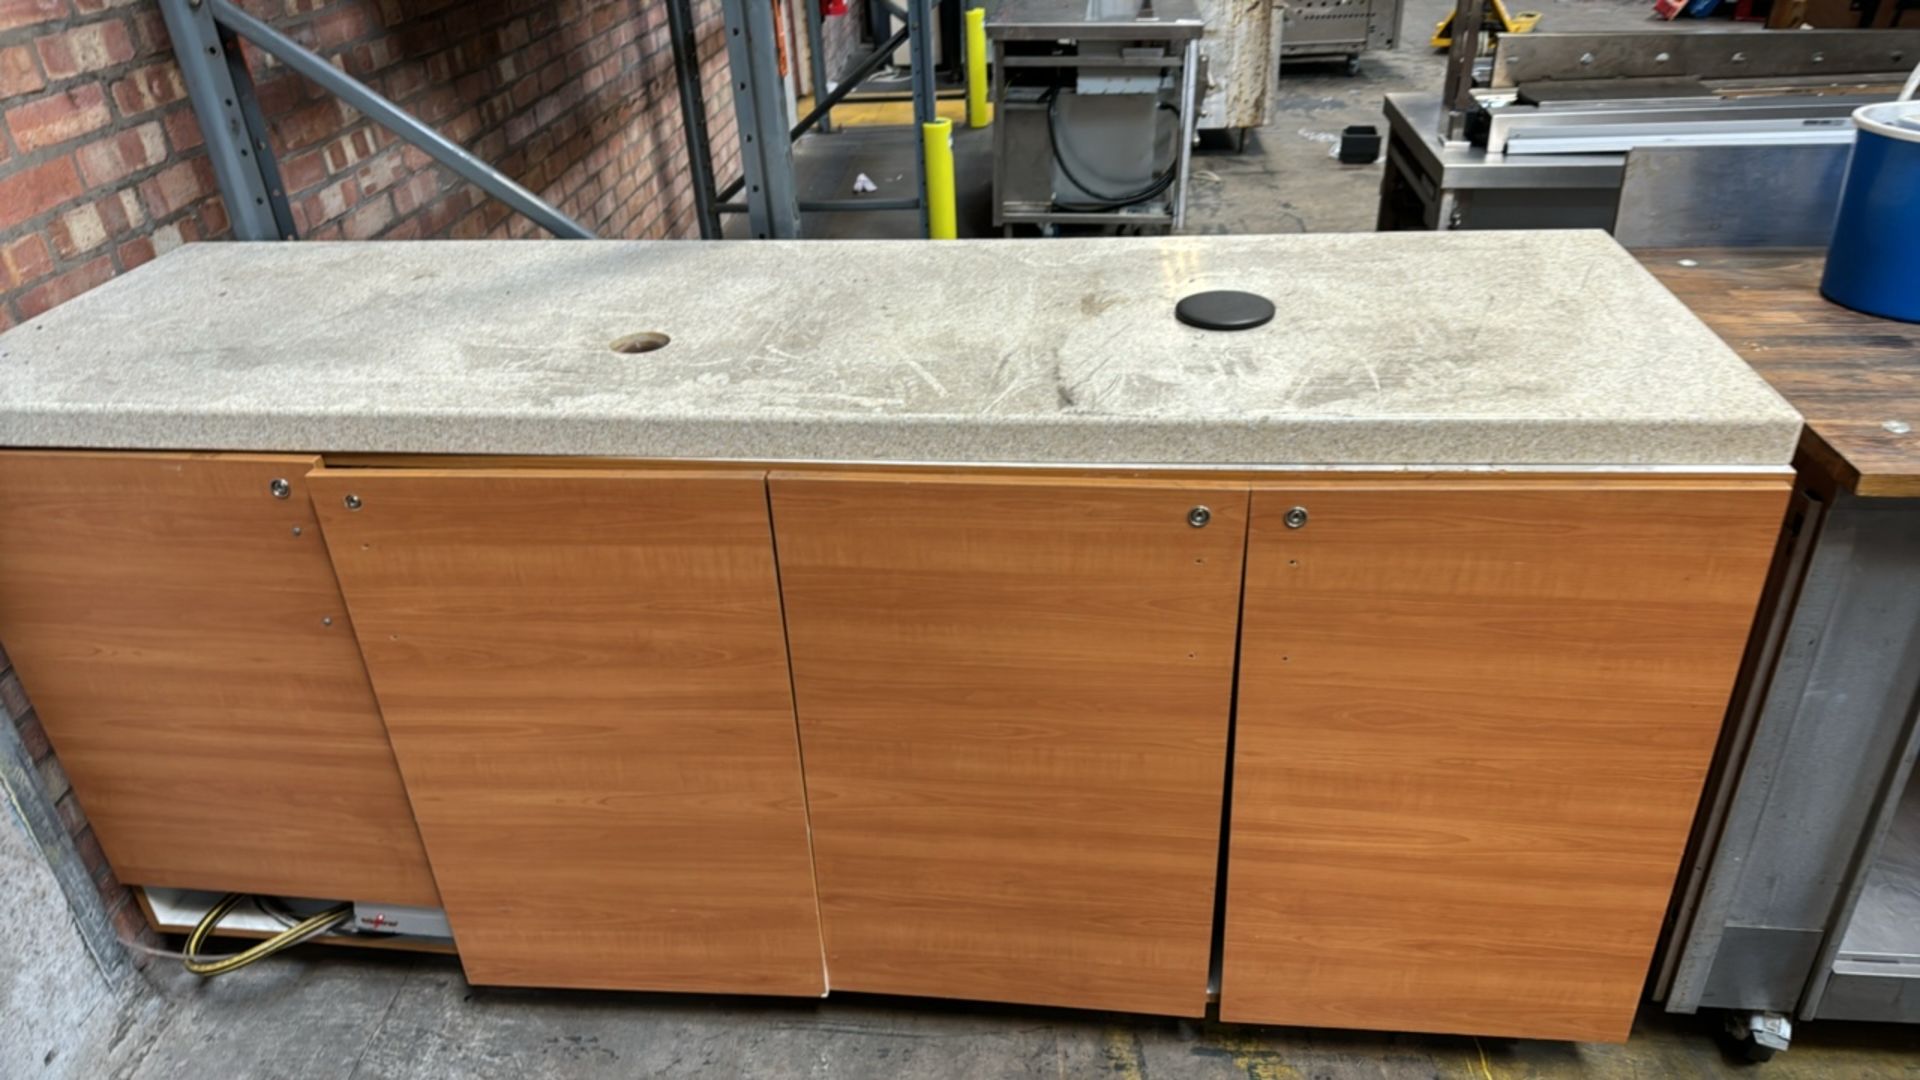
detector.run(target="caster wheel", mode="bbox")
[1722,1011,1791,1066]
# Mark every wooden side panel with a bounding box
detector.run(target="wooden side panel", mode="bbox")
[770,473,1249,1016]
[0,452,438,905]
[1221,481,1790,1041]
[308,468,824,995]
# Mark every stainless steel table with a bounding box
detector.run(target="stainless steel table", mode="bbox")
[1643,250,1920,1059]
[987,0,1203,232]
[1378,91,1629,232]
[1377,30,1899,238]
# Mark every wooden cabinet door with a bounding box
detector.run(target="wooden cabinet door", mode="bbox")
[1221,480,1789,1041]
[769,473,1248,1016]
[307,468,824,995]
[0,452,439,905]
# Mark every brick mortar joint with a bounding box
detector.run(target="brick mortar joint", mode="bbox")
[5,0,745,315]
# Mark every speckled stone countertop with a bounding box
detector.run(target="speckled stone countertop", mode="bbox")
[0,231,1802,468]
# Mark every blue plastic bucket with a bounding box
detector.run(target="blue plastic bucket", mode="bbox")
[1822,97,1920,323]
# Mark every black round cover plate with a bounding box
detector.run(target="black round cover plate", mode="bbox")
[1174,290,1275,331]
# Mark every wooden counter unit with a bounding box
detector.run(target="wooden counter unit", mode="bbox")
[0,234,1806,1039]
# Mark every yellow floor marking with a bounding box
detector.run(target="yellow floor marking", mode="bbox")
[1206,1030,1305,1080]
[797,94,969,127]
[1101,1028,1148,1080]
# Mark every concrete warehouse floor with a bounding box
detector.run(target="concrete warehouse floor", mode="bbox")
[17,4,1920,1080]
[53,949,1920,1078]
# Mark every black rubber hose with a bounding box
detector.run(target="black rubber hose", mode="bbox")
[1044,86,1180,211]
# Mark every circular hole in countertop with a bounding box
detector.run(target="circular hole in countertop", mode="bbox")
[610,331,671,355]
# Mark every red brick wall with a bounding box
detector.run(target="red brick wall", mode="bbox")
[0,0,755,331]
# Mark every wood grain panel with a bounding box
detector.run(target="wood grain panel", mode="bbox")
[1640,248,1920,498]
[1221,480,1789,1041]
[0,451,438,905]
[770,473,1248,1016]
[308,468,824,995]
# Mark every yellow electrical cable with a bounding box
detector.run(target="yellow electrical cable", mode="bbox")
[183,893,353,977]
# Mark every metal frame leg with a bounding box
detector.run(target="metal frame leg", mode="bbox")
[667,0,721,238]
[907,0,938,238]
[1439,0,1485,142]
[1664,494,1920,1016]
[868,0,894,58]
[722,0,802,238]
[712,23,912,217]
[1173,38,1199,232]
[938,0,963,80]
[804,0,835,135]
[990,38,1007,231]
[157,0,292,240]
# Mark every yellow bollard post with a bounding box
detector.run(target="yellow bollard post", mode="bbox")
[922,118,959,239]
[966,6,991,128]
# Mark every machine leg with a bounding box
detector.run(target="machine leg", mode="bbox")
[720,0,802,238]
[907,0,939,239]
[804,0,835,134]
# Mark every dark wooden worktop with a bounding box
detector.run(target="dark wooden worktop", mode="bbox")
[1641,248,1920,499]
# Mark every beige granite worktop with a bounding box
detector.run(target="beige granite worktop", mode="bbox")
[0,231,1802,468]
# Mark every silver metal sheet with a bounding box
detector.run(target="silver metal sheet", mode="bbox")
[1817,964,1920,1023]
[1697,927,1828,1012]
[1656,488,1827,1002]
[1050,92,1162,198]
[1491,29,1920,88]
[985,0,1203,40]
[1383,93,1625,190]
[1507,124,1855,155]
[1280,0,1403,57]
[1613,143,1849,248]
[1484,94,1877,154]
[1836,776,1920,965]
[1663,495,1920,1016]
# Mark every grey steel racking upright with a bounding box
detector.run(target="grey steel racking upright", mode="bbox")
[710,0,945,238]
[157,0,943,243]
